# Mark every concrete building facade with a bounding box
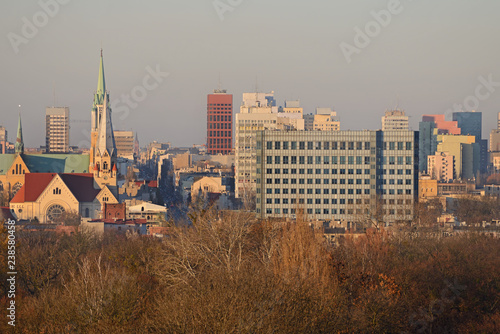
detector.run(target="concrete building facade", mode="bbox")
[428,152,454,182]
[45,107,69,153]
[255,130,418,224]
[381,110,409,131]
[235,92,304,199]
[113,130,134,159]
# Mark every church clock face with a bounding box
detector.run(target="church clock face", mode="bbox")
[103,176,108,180]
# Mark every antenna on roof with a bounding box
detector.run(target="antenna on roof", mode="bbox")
[53,81,56,107]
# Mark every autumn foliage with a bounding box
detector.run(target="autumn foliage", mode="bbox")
[0,210,499,333]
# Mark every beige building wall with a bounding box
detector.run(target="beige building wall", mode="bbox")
[436,135,477,180]
[313,113,340,131]
[381,110,409,131]
[46,107,69,153]
[113,130,134,158]
[9,174,100,223]
[428,152,454,182]
[419,177,438,200]
[191,176,227,201]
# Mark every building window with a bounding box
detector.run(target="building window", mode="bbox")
[46,204,65,222]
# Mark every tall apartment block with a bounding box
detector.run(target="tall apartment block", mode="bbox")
[452,111,487,174]
[207,89,232,155]
[235,93,307,199]
[0,126,7,154]
[381,110,409,131]
[45,107,69,153]
[255,130,418,224]
[113,130,134,158]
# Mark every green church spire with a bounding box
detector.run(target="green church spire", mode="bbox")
[93,49,106,107]
[15,113,24,154]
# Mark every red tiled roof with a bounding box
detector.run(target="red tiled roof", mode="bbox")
[11,173,100,204]
[11,173,55,203]
[148,180,158,188]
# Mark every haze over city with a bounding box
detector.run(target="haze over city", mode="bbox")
[2,0,500,148]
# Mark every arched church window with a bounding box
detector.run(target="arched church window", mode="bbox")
[46,204,65,222]
[103,162,108,170]
[12,182,22,196]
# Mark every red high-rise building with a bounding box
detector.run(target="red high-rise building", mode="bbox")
[207,89,232,155]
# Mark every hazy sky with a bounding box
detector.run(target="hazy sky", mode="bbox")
[2,0,500,148]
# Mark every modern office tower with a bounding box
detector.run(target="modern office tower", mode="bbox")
[452,111,486,174]
[419,115,461,174]
[436,134,479,180]
[381,110,409,131]
[207,89,233,155]
[428,152,454,182]
[0,126,7,154]
[45,107,69,153]
[113,130,134,158]
[452,111,481,139]
[255,130,418,224]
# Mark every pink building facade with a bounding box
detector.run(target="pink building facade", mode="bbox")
[422,115,461,135]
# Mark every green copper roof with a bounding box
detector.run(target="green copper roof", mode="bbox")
[24,154,90,173]
[15,114,24,154]
[93,49,106,107]
[0,154,90,175]
[0,155,16,175]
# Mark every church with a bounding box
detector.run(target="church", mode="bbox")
[6,51,120,223]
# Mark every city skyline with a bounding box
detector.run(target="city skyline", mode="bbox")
[2,0,500,148]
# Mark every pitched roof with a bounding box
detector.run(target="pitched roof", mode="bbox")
[60,174,100,202]
[0,155,16,175]
[0,154,90,175]
[10,173,100,204]
[23,154,90,173]
[11,173,55,203]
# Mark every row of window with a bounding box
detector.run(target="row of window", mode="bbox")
[208,122,232,130]
[263,155,412,165]
[208,131,231,138]
[262,178,374,186]
[259,208,412,215]
[208,115,232,122]
[263,141,413,151]
[258,187,413,195]
[261,198,413,205]
[208,103,231,106]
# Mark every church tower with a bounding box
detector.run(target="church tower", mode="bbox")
[15,114,24,155]
[89,50,117,190]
